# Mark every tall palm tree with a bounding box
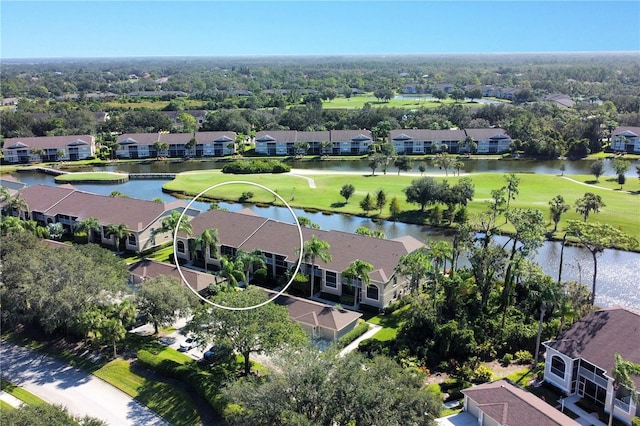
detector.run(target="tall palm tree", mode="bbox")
[218,257,246,289]
[105,223,132,253]
[342,259,374,307]
[236,249,266,285]
[533,275,562,365]
[608,354,640,426]
[76,217,101,243]
[193,228,219,272]
[300,235,332,297]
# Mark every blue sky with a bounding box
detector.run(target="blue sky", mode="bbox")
[1,1,638,58]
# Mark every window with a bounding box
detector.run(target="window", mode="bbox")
[128,234,136,246]
[325,271,337,288]
[366,285,379,301]
[177,241,185,253]
[550,355,566,379]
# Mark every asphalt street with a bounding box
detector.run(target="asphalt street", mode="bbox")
[0,340,169,426]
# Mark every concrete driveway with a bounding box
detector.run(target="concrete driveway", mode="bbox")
[0,341,168,426]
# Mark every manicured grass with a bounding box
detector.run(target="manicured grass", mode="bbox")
[368,304,411,341]
[164,171,640,241]
[0,379,47,406]
[0,400,16,411]
[124,245,176,264]
[323,95,492,110]
[94,359,200,426]
[54,172,128,183]
[503,367,537,385]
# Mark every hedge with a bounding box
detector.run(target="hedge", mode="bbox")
[137,349,227,414]
[334,320,370,349]
[221,160,290,174]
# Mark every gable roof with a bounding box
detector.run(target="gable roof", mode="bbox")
[390,129,467,141]
[544,307,640,388]
[330,130,372,142]
[266,290,362,332]
[15,185,188,232]
[128,259,215,292]
[3,135,95,150]
[612,126,640,138]
[463,379,580,426]
[464,128,510,140]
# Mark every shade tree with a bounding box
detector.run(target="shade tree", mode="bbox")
[548,195,570,232]
[574,192,605,221]
[188,288,307,376]
[136,275,198,334]
[339,184,355,203]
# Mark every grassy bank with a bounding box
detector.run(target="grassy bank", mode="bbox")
[163,170,640,241]
[54,172,129,183]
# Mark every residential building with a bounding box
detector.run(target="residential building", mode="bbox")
[543,307,640,425]
[254,130,371,156]
[116,131,236,159]
[465,128,512,154]
[3,184,199,253]
[462,379,580,426]
[268,290,362,342]
[390,129,467,154]
[610,127,640,153]
[2,135,96,163]
[176,209,424,310]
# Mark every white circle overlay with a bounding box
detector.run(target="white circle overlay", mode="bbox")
[173,180,304,311]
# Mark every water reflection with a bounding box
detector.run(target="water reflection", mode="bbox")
[10,170,640,309]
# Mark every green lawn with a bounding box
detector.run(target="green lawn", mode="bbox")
[94,359,201,426]
[54,172,128,183]
[163,171,640,241]
[323,95,495,110]
[0,379,47,406]
[0,400,16,412]
[368,304,411,341]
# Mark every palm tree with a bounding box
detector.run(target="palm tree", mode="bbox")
[1,216,26,235]
[75,217,101,243]
[342,259,374,307]
[533,276,561,365]
[300,235,332,297]
[105,223,132,253]
[236,249,266,285]
[218,257,246,289]
[395,248,431,292]
[193,228,219,272]
[608,354,640,426]
[158,210,193,237]
[24,220,49,238]
[7,195,30,220]
[0,186,10,203]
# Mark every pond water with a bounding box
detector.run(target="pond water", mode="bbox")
[11,170,640,309]
[80,157,639,177]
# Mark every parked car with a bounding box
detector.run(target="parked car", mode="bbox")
[179,335,198,352]
[201,344,233,364]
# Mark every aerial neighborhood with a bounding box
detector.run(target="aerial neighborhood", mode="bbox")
[1,52,640,426]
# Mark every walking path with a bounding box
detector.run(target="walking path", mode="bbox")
[338,323,382,357]
[0,341,168,426]
[560,395,607,426]
[0,390,24,408]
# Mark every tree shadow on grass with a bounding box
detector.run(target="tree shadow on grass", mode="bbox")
[330,201,346,208]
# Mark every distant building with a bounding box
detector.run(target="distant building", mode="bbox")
[2,135,96,163]
[610,127,640,153]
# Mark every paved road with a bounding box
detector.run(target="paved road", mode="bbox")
[0,341,168,426]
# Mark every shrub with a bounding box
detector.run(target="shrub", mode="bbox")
[501,353,513,366]
[239,191,253,202]
[335,321,369,349]
[221,159,291,174]
[473,365,493,384]
[514,350,534,365]
[631,416,640,426]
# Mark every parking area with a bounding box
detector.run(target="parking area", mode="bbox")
[129,318,209,362]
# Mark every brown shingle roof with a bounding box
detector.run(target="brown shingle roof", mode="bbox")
[185,210,424,282]
[464,128,510,140]
[266,290,362,332]
[3,135,94,150]
[390,129,466,141]
[330,130,372,142]
[545,307,640,387]
[12,184,77,213]
[463,379,580,426]
[128,259,215,292]
[255,130,298,143]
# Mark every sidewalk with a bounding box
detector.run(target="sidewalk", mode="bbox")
[338,323,382,357]
[0,390,24,408]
